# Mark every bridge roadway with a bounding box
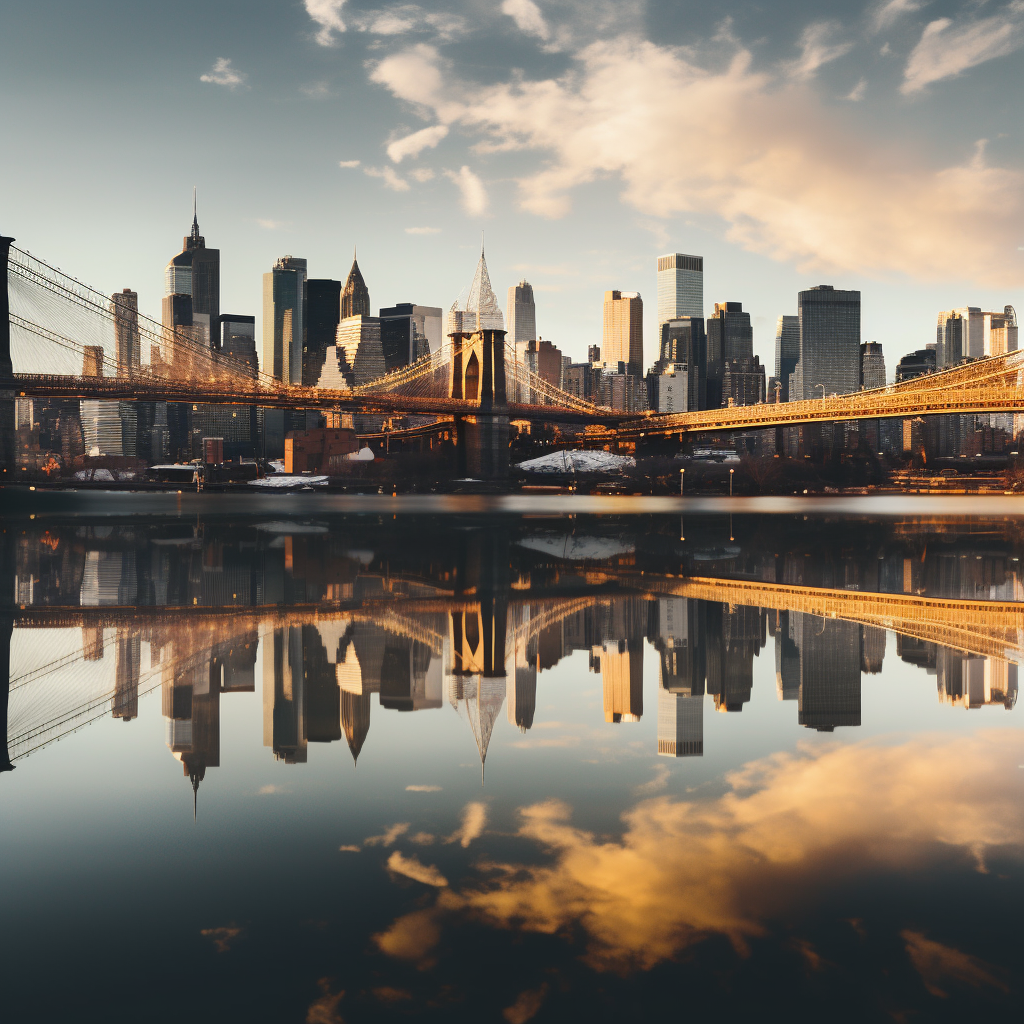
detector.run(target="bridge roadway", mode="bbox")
[12,578,1024,662]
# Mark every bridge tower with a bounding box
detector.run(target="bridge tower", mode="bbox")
[448,327,510,479]
[0,235,14,478]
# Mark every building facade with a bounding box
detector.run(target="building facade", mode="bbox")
[602,290,643,378]
[656,253,703,330]
[306,279,342,386]
[706,301,753,408]
[262,255,307,384]
[774,315,799,402]
[792,286,861,401]
[379,303,443,371]
[506,280,536,352]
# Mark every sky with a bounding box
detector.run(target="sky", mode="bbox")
[1,0,1023,374]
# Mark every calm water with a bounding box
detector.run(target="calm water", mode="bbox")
[2,493,1022,1022]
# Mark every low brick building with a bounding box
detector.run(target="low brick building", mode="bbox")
[284,427,358,473]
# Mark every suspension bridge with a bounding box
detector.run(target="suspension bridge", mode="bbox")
[4,234,1024,477]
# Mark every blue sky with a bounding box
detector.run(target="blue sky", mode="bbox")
[1,0,1022,372]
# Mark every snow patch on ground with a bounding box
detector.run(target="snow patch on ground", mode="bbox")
[249,475,329,489]
[516,450,635,474]
[518,534,636,561]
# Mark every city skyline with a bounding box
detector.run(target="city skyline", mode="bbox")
[2,2,1021,373]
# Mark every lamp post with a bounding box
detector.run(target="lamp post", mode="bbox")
[815,384,826,400]
[679,467,685,496]
[729,467,734,496]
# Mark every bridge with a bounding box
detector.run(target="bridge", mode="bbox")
[4,234,1024,477]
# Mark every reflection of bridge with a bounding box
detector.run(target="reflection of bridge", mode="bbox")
[6,236,1024,477]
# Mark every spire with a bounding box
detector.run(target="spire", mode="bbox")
[341,253,370,319]
[191,187,200,243]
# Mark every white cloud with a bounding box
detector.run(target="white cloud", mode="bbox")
[200,58,247,90]
[902,5,1024,94]
[338,159,361,168]
[405,226,441,234]
[387,124,449,163]
[446,801,488,847]
[364,165,411,191]
[846,77,867,101]
[387,850,449,887]
[869,0,928,35]
[502,0,550,41]
[372,36,1024,286]
[306,0,347,46]
[339,844,361,852]
[785,21,854,80]
[302,81,332,99]
[406,784,442,792]
[256,219,288,230]
[444,166,488,217]
[257,783,286,794]
[353,6,466,41]
[410,168,435,182]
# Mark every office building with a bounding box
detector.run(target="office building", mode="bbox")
[936,305,1017,365]
[318,315,385,388]
[603,290,643,378]
[220,315,258,375]
[658,316,706,410]
[860,342,886,388]
[774,315,799,402]
[657,687,703,757]
[110,289,140,373]
[706,302,753,407]
[564,362,598,402]
[507,280,537,354]
[657,253,703,330]
[379,303,443,371]
[306,279,342,385]
[449,247,504,334]
[896,348,936,382]
[721,355,765,407]
[654,363,689,413]
[792,286,860,401]
[523,338,564,388]
[262,255,307,384]
[340,255,371,320]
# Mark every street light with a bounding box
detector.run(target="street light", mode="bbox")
[729,467,735,496]
[679,467,685,496]
[815,384,826,400]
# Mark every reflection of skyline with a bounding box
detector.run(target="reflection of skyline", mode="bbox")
[6,516,1022,792]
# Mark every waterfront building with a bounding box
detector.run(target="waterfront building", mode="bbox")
[658,316,706,411]
[306,279,341,385]
[449,247,504,335]
[602,290,643,378]
[379,303,443,371]
[262,255,307,384]
[657,252,703,330]
[774,315,799,402]
[506,280,537,352]
[792,286,860,400]
[722,355,765,407]
[654,363,690,413]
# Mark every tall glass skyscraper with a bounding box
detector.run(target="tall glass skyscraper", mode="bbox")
[792,286,861,401]
[262,256,307,384]
[306,279,341,385]
[774,315,799,401]
[506,280,536,350]
[657,253,703,329]
[706,301,752,408]
[602,290,643,378]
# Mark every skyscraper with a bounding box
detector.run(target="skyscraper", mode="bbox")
[657,253,703,330]
[774,315,799,402]
[449,247,504,335]
[860,342,886,389]
[379,303,443,371]
[935,305,1017,364]
[602,290,643,378]
[658,316,706,410]
[262,255,307,384]
[792,285,860,401]
[110,289,140,373]
[507,280,537,351]
[706,302,753,408]
[340,254,370,320]
[306,279,341,386]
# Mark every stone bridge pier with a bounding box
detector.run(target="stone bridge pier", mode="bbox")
[1,235,15,480]
[449,328,510,480]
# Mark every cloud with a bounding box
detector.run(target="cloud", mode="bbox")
[201,925,242,953]
[410,168,435,182]
[634,762,671,796]
[406,784,443,792]
[200,58,247,89]
[869,0,928,35]
[446,801,488,847]
[405,226,441,234]
[372,36,1024,286]
[306,978,344,1024]
[501,0,550,42]
[387,850,449,887]
[302,81,332,99]
[257,782,287,793]
[365,822,410,846]
[364,165,411,191]
[387,124,449,162]
[306,0,347,46]
[444,166,488,217]
[338,159,361,168]
[845,77,867,101]
[375,730,1024,972]
[353,6,466,41]
[503,985,549,1024]
[902,930,1008,997]
[901,6,1024,94]
[410,831,436,844]
[785,22,855,80]
[255,219,288,230]
[339,844,361,852]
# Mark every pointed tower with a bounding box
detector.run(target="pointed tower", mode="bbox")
[449,246,504,336]
[341,252,371,319]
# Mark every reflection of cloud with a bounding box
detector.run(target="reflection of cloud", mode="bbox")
[258,783,288,794]
[201,925,242,953]
[446,801,488,847]
[306,977,344,1023]
[406,784,442,792]
[373,986,412,1003]
[503,983,549,1023]
[634,762,671,796]
[365,822,410,846]
[377,731,1024,971]
[387,850,449,887]
[902,930,1008,997]
[410,831,435,845]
